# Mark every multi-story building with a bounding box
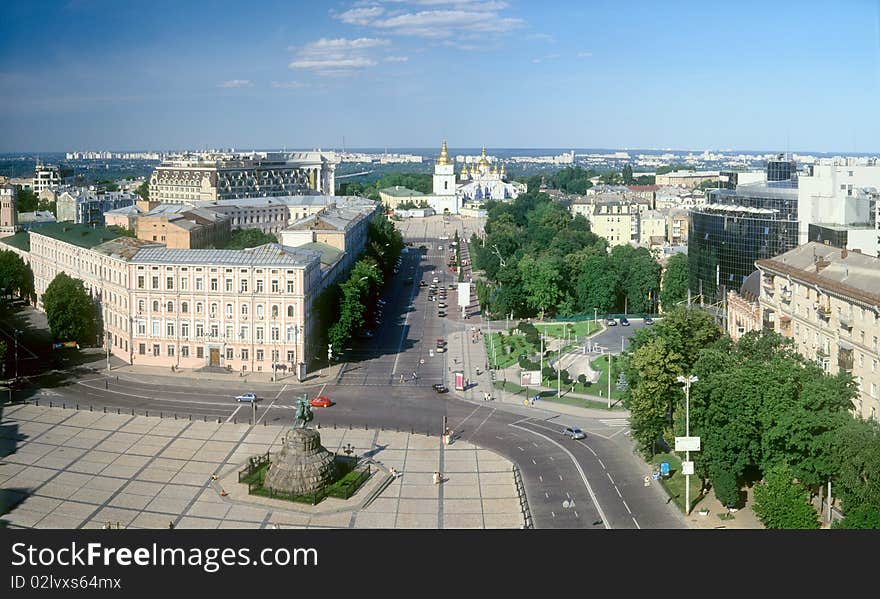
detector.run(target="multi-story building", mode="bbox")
[753,242,880,421]
[379,186,428,210]
[135,206,231,249]
[148,151,337,205]
[56,189,138,225]
[667,209,689,244]
[639,210,667,245]
[654,170,720,187]
[33,164,63,193]
[690,156,880,302]
[589,201,641,246]
[0,185,20,237]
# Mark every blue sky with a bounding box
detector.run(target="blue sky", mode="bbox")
[1,0,879,153]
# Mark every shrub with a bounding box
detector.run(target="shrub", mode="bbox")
[752,464,820,529]
[577,374,587,385]
[711,468,740,508]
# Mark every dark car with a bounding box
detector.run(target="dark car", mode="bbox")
[432,384,449,394]
[419,281,428,288]
[620,317,630,326]
[438,310,447,317]
[644,316,654,325]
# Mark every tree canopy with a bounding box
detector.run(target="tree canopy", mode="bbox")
[42,272,97,346]
[0,250,35,303]
[222,229,278,249]
[660,253,689,311]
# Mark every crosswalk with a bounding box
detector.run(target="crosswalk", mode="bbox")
[598,418,629,428]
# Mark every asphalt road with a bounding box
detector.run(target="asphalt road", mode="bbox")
[10,215,684,530]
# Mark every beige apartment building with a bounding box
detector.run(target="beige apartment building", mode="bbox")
[379,186,428,210]
[1,195,379,375]
[135,207,231,249]
[753,242,880,420]
[589,201,641,246]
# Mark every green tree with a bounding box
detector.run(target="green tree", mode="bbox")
[15,188,38,213]
[659,253,688,311]
[0,339,7,377]
[710,468,740,508]
[627,336,684,454]
[610,245,660,314]
[831,418,880,513]
[752,464,820,529]
[0,250,35,303]
[135,180,149,201]
[107,225,136,238]
[574,255,618,313]
[223,229,278,249]
[42,273,97,345]
[518,255,564,319]
[622,164,634,185]
[832,504,880,529]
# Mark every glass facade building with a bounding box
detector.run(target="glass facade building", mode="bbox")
[689,164,800,301]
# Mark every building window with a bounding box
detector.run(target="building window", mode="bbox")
[241,348,249,361]
[152,300,159,312]
[167,276,174,290]
[181,301,188,314]
[256,280,264,293]
[167,322,175,336]
[256,349,264,361]
[139,343,145,355]
[196,323,204,337]
[287,305,294,318]
[196,302,203,314]
[287,280,294,293]
[181,322,189,338]
[138,299,145,313]
[271,280,279,293]
[197,346,204,359]
[225,279,233,292]
[241,304,248,317]
[180,277,188,291]
[210,278,218,291]
[152,344,160,357]
[240,325,248,340]
[271,305,279,318]
[271,327,279,341]
[196,277,203,291]
[226,347,234,360]
[210,324,218,338]
[152,321,160,337]
[181,346,189,357]
[137,276,144,289]
[256,327,264,342]
[257,304,264,318]
[168,345,175,357]
[152,276,159,289]
[226,303,233,318]
[167,301,174,313]
[241,280,248,293]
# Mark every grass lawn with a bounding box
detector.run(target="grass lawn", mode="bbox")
[491,380,624,411]
[651,453,705,514]
[535,321,600,340]
[485,332,539,369]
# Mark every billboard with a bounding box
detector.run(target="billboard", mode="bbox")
[457,282,470,308]
[454,371,465,391]
[520,370,542,386]
[674,437,701,452]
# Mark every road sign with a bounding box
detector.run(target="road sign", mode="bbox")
[674,436,701,452]
[682,461,695,475]
[520,370,541,386]
[457,282,470,308]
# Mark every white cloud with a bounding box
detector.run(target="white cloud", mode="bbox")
[332,1,523,39]
[336,6,385,25]
[531,54,560,64]
[384,55,409,62]
[289,38,391,74]
[217,80,252,88]
[271,81,308,89]
[371,9,523,38]
[577,52,593,58]
[527,33,556,43]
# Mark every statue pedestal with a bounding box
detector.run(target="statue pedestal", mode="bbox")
[264,428,339,496]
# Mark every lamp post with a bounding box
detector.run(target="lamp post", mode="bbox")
[676,374,698,516]
[106,331,111,372]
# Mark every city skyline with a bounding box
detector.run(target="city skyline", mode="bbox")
[1,0,879,153]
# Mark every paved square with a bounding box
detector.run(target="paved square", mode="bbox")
[1,404,524,529]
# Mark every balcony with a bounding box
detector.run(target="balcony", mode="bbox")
[838,346,854,373]
[780,289,792,304]
[816,304,831,321]
[838,312,853,331]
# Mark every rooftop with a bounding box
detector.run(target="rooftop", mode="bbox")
[757,242,880,307]
[30,223,121,249]
[379,186,425,197]
[0,232,30,251]
[299,241,344,267]
[130,243,319,268]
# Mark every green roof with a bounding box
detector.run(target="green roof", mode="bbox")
[299,241,343,266]
[378,186,425,197]
[0,231,30,252]
[30,223,121,249]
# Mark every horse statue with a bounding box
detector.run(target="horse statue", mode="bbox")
[294,395,314,429]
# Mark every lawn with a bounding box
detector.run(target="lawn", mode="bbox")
[534,321,600,340]
[491,380,625,411]
[651,453,705,514]
[484,332,539,369]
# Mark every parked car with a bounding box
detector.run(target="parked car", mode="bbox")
[438,310,447,317]
[377,299,387,306]
[605,318,617,326]
[432,277,440,284]
[432,383,449,394]
[310,396,333,408]
[620,317,630,326]
[438,302,447,309]
[644,316,654,325]
[419,280,428,287]
[235,393,257,403]
[448,284,456,290]
[564,426,586,440]
[435,345,447,353]
[437,338,447,346]
[360,330,375,339]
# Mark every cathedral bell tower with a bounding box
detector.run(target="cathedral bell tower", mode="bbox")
[433,140,456,196]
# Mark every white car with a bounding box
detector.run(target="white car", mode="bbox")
[235,393,257,403]
[432,277,440,284]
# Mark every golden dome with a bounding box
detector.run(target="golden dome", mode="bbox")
[437,139,450,166]
[478,146,489,167]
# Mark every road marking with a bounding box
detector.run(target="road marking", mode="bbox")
[558,474,563,481]
[256,398,278,424]
[632,516,640,529]
[517,446,524,452]
[275,384,288,400]
[545,492,549,499]
[574,511,579,519]
[623,500,631,514]
[531,459,536,465]
[538,475,543,482]
[606,472,614,484]
[597,458,606,469]
[615,486,623,498]
[599,419,629,427]
[549,455,554,461]
[226,405,242,423]
[551,511,555,518]
[585,445,598,457]
[467,408,495,440]
[511,424,610,529]
[455,405,482,430]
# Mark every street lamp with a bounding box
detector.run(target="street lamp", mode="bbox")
[676,374,698,516]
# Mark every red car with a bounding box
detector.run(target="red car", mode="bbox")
[310,396,333,408]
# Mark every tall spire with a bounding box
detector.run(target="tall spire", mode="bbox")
[437,139,450,166]
[478,146,489,168]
